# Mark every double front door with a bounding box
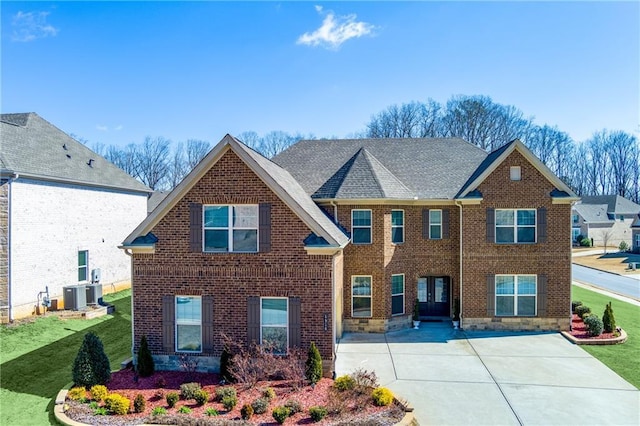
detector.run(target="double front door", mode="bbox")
[417,276,450,317]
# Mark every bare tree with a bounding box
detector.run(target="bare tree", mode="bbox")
[600,229,613,254]
[137,136,171,190]
[605,130,638,198]
[260,131,299,158]
[185,139,210,169]
[105,143,139,178]
[366,100,445,138]
[168,142,187,189]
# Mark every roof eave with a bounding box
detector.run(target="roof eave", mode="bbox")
[304,244,346,256]
[314,198,457,206]
[7,171,151,194]
[118,244,156,254]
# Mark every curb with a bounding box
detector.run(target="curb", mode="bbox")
[561,327,628,345]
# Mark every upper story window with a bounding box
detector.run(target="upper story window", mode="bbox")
[78,250,88,282]
[203,205,258,252]
[510,166,521,181]
[572,214,579,224]
[429,210,442,239]
[495,209,536,244]
[176,296,202,352]
[391,210,404,244]
[618,215,625,222]
[495,275,536,316]
[352,210,372,244]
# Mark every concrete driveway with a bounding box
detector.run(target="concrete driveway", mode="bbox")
[335,322,639,425]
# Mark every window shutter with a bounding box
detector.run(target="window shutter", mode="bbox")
[162,295,175,353]
[537,208,547,243]
[486,208,495,243]
[259,203,271,252]
[486,274,495,317]
[189,203,203,252]
[442,209,450,239]
[422,209,429,239]
[537,275,547,317]
[247,296,260,345]
[288,297,301,349]
[202,296,214,352]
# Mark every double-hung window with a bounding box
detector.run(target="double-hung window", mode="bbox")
[391,210,404,244]
[635,234,640,249]
[391,274,404,316]
[261,298,288,354]
[203,205,258,252]
[352,210,372,244]
[495,275,536,316]
[495,209,536,243]
[429,210,442,239]
[78,250,88,282]
[352,276,372,317]
[176,296,202,352]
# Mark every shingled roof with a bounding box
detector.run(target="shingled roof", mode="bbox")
[579,195,640,215]
[1,112,150,193]
[573,203,612,224]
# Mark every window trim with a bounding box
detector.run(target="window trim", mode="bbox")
[495,275,537,317]
[495,209,537,244]
[202,204,259,253]
[351,275,372,318]
[78,250,89,282]
[391,274,405,316]
[635,233,640,248]
[429,209,442,240]
[572,227,581,242]
[175,295,203,353]
[351,209,372,245]
[572,214,579,224]
[391,210,404,244]
[510,166,521,181]
[260,297,289,354]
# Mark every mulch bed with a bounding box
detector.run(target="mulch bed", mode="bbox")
[569,314,619,340]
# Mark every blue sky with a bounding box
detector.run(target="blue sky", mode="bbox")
[2,1,638,148]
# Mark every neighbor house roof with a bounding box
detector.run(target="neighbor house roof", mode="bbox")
[0,112,150,193]
[573,203,613,224]
[579,195,640,215]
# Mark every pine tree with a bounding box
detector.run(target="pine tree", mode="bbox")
[602,302,616,333]
[136,335,155,377]
[72,332,111,388]
[305,342,323,385]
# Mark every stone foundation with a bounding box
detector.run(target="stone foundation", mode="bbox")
[343,315,412,333]
[463,317,570,331]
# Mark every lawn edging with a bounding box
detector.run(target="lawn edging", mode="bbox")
[561,328,628,345]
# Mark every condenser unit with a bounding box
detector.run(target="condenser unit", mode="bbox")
[85,283,103,305]
[63,285,87,311]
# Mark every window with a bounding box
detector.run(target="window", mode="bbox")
[391,274,404,315]
[635,233,640,248]
[619,215,625,222]
[510,166,521,181]
[261,298,288,354]
[429,210,442,239]
[495,275,536,316]
[176,296,202,352]
[203,205,258,252]
[391,210,404,244]
[352,276,372,317]
[572,214,579,224]
[352,210,372,244]
[572,228,581,242]
[78,250,88,282]
[495,209,536,243]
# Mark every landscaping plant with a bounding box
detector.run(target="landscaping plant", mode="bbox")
[166,392,179,408]
[575,304,591,319]
[372,387,394,406]
[602,302,616,333]
[104,393,130,415]
[584,315,604,336]
[571,300,583,313]
[305,342,323,385]
[136,335,155,377]
[90,385,108,402]
[219,344,234,383]
[241,403,254,420]
[251,397,270,414]
[133,393,146,413]
[309,406,328,422]
[272,406,291,424]
[179,382,201,400]
[193,389,209,405]
[72,331,111,388]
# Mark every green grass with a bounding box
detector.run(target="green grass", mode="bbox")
[0,290,132,425]
[572,285,640,389]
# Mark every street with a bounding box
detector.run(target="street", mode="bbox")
[572,264,640,300]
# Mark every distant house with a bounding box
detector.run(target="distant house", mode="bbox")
[572,195,640,247]
[632,218,640,253]
[0,113,151,322]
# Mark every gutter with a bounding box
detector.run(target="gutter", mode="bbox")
[455,200,463,329]
[123,248,136,367]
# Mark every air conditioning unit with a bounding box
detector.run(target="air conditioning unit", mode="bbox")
[63,285,87,311]
[91,268,101,283]
[85,283,103,305]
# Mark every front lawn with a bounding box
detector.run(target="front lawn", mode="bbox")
[0,290,132,425]
[572,285,640,389]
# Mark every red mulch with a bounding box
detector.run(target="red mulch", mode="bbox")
[569,314,619,340]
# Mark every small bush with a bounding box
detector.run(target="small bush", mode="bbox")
[89,384,108,402]
[272,406,291,424]
[334,374,355,391]
[584,315,604,336]
[104,393,130,415]
[602,302,616,333]
[241,403,254,420]
[372,387,394,406]
[89,401,99,409]
[284,399,302,414]
[222,395,238,411]
[205,407,219,416]
[193,389,209,406]
[575,305,591,319]
[178,406,192,414]
[133,394,146,413]
[220,345,234,383]
[215,386,237,401]
[305,342,323,385]
[152,407,167,415]
[619,241,629,252]
[166,392,179,408]
[571,301,583,314]
[94,407,108,416]
[309,406,328,422]
[180,382,201,400]
[154,389,165,400]
[136,335,155,377]
[72,332,111,388]
[251,397,270,414]
[351,368,379,389]
[580,237,592,247]
[67,387,87,401]
[262,387,276,401]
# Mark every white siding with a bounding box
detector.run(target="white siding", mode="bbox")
[9,179,147,318]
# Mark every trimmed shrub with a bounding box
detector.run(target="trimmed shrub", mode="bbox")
[215,386,237,401]
[72,332,111,388]
[67,386,87,401]
[619,241,629,252]
[352,368,379,389]
[309,406,328,422]
[334,374,355,391]
[602,302,616,333]
[262,387,276,401]
[133,394,146,413]
[178,406,192,414]
[305,342,323,385]
[272,406,291,424]
[136,335,155,377]
[105,393,130,415]
[222,395,238,411]
[193,389,209,406]
[284,399,302,414]
[152,407,167,416]
[575,305,591,319]
[205,408,219,416]
[372,387,394,406]
[580,238,592,247]
[241,403,254,420]
[571,301,583,314]
[584,315,604,336]
[90,385,108,402]
[166,392,179,408]
[180,382,201,400]
[220,345,234,383]
[251,397,270,414]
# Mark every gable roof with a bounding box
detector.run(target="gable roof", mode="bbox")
[579,195,640,215]
[123,135,349,249]
[1,113,150,193]
[573,203,613,224]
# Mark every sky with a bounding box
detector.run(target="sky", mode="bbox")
[2,1,639,149]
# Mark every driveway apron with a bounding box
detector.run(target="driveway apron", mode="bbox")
[335,322,639,426]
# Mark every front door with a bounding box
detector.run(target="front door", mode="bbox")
[417,277,450,317]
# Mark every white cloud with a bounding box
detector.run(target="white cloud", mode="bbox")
[297,6,375,50]
[12,11,59,42]
[114,125,123,131]
[96,125,108,132]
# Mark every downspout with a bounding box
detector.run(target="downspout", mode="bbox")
[123,248,135,366]
[6,175,17,322]
[455,200,463,329]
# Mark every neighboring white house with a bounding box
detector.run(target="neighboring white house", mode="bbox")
[572,195,640,248]
[0,113,151,322]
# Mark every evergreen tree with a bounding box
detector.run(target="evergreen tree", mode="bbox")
[219,345,234,383]
[136,335,155,377]
[72,332,111,388]
[602,302,616,333]
[305,342,323,385]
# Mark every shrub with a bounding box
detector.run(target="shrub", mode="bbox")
[602,302,616,333]
[571,301,583,314]
[575,305,591,319]
[372,387,394,406]
[89,401,99,409]
[205,407,219,416]
[104,393,130,415]
[136,335,155,377]
[154,389,165,400]
[94,407,108,416]
[334,374,355,391]
[193,389,209,406]
[166,392,179,408]
[262,387,276,401]
[215,386,237,401]
[178,406,192,414]
[619,241,629,252]
[222,395,238,411]
[155,375,166,388]
[580,238,592,247]
[90,385,108,402]
[133,394,146,413]
[309,406,328,422]
[251,397,270,414]
[272,406,291,424]
[67,386,87,401]
[241,403,254,420]
[72,332,111,388]
[152,407,167,415]
[305,342,323,385]
[284,399,302,414]
[584,315,604,336]
[351,368,379,389]
[180,382,201,400]
[220,345,234,383]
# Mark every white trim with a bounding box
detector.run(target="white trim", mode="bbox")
[495,275,537,317]
[175,295,203,353]
[202,204,258,253]
[510,166,521,181]
[391,209,404,244]
[351,209,372,245]
[78,250,89,283]
[391,274,405,316]
[429,209,443,240]
[351,275,372,318]
[260,297,289,353]
[495,208,537,244]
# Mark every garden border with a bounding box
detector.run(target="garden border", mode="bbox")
[561,327,628,345]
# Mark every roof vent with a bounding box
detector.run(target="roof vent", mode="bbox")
[87,159,94,167]
[63,143,68,150]
[66,154,71,159]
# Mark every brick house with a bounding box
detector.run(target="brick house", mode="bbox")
[122,135,578,373]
